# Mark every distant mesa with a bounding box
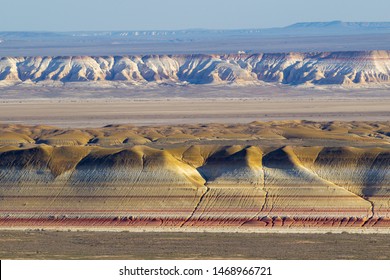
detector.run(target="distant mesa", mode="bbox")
[286,21,390,29]
[1,21,390,57]
[2,21,390,39]
[0,51,389,86]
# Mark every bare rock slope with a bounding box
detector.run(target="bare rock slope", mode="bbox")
[1,51,389,86]
[0,121,389,230]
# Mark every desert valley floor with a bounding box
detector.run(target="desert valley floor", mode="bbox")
[1,231,389,260]
[0,86,389,126]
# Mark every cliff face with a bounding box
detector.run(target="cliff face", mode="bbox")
[0,144,388,229]
[0,51,389,86]
[0,122,389,229]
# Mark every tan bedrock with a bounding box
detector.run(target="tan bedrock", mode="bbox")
[0,121,389,230]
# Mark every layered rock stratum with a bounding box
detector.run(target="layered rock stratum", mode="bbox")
[0,121,389,230]
[1,51,390,86]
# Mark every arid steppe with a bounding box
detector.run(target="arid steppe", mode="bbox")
[1,231,389,260]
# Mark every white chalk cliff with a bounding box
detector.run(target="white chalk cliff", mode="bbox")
[0,51,389,86]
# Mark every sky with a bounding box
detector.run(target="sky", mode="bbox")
[1,0,389,31]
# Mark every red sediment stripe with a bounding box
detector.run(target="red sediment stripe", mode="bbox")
[0,217,389,228]
[0,208,375,213]
[4,195,389,198]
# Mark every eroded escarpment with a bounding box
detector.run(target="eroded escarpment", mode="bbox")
[0,121,389,230]
[1,51,390,86]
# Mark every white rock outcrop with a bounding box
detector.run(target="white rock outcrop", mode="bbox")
[1,51,389,85]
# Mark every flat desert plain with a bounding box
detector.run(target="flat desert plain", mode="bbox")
[0,86,389,127]
[1,231,389,260]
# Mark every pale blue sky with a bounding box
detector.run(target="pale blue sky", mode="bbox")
[1,0,389,31]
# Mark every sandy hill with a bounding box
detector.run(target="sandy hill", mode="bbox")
[0,121,389,230]
[1,121,389,147]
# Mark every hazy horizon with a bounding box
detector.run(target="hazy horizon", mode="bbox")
[2,20,390,33]
[1,0,389,32]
